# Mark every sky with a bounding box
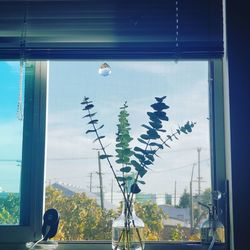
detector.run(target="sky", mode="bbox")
[46,60,211,205]
[0,60,211,205]
[0,61,23,193]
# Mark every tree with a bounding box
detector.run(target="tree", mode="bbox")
[200,188,211,205]
[45,185,115,240]
[134,201,167,240]
[179,189,190,208]
[46,185,168,241]
[171,224,187,241]
[0,193,19,224]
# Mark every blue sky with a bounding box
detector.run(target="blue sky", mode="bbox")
[0,61,23,193]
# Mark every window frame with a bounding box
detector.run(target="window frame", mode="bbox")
[0,58,228,250]
[0,61,48,243]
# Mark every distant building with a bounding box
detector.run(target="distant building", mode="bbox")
[0,192,8,199]
[135,193,157,203]
[0,192,19,200]
[159,204,190,227]
[51,182,115,210]
[165,194,172,205]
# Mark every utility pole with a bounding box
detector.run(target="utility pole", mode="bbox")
[197,147,202,217]
[174,181,177,207]
[89,172,93,192]
[97,151,104,210]
[197,147,202,198]
[190,163,195,233]
[111,179,113,204]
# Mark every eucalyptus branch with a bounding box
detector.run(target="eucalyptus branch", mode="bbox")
[82,96,196,250]
[82,100,129,205]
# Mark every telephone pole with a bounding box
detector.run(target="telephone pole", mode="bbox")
[174,181,177,207]
[97,151,104,210]
[197,147,202,198]
[89,172,93,192]
[197,147,202,217]
[111,179,114,204]
[190,163,195,233]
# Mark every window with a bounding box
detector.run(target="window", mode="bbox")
[0,0,226,247]
[0,60,227,247]
[0,61,23,225]
[45,60,216,242]
[0,61,47,243]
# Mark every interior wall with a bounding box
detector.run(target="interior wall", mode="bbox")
[225,0,250,249]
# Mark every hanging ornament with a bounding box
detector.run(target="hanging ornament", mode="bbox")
[17,60,24,121]
[98,63,111,77]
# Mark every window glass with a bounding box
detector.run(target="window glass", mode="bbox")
[46,61,211,241]
[0,61,24,225]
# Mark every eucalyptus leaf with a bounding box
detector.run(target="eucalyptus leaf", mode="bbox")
[155,111,169,121]
[93,135,105,143]
[125,176,133,181]
[158,129,167,132]
[173,134,179,140]
[137,138,148,145]
[147,129,160,139]
[81,100,92,105]
[130,183,141,194]
[135,165,147,177]
[144,160,153,165]
[147,112,158,121]
[141,124,152,130]
[149,121,162,130]
[167,135,173,141]
[99,154,113,159]
[82,112,97,119]
[155,96,166,103]
[88,119,98,125]
[116,177,126,182]
[97,124,104,130]
[140,134,150,140]
[134,147,144,153]
[83,104,94,110]
[149,142,163,149]
[116,159,124,164]
[120,166,131,173]
[146,154,154,162]
[137,180,146,185]
[134,153,145,162]
[143,149,156,155]
[151,102,169,111]
[86,129,96,134]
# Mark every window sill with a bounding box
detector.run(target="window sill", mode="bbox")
[0,241,227,250]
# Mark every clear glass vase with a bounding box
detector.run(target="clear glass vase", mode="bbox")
[112,200,145,250]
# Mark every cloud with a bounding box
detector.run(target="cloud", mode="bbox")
[45,60,211,197]
[115,61,179,76]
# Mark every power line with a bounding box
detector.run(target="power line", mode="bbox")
[150,158,210,173]
[47,156,96,161]
[0,159,21,162]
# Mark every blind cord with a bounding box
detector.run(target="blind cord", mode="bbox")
[175,0,179,48]
[17,60,24,121]
[29,226,51,249]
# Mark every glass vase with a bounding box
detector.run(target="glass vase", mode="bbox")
[112,200,145,250]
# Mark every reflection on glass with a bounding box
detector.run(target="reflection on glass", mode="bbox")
[0,61,23,225]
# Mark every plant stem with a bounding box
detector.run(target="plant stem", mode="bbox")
[87,109,129,205]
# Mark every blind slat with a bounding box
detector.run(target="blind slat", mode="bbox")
[0,0,223,59]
